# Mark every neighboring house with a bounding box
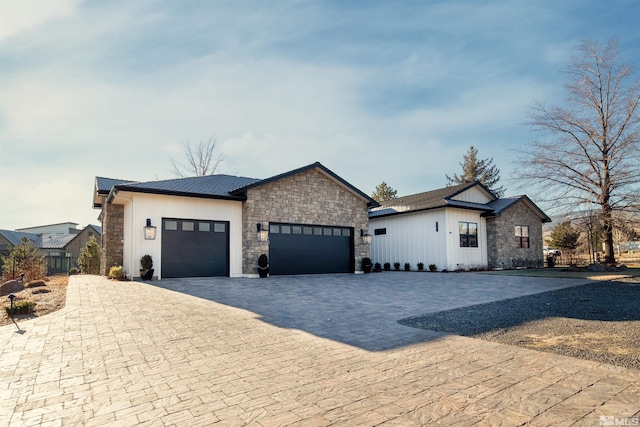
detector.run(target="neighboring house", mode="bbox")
[0,225,102,275]
[16,222,80,235]
[93,162,378,279]
[368,182,550,271]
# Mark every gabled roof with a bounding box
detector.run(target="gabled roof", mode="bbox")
[230,162,379,207]
[96,162,379,208]
[486,195,551,222]
[369,182,494,218]
[94,175,261,207]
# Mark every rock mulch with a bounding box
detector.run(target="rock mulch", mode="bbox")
[400,279,640,370]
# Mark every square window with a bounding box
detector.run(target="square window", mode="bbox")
[343,228,350,237]
[198,222,211,232]
[214,223,226,233]
[292,226,302,234]
[164,220,178,231]
[281,226,291,234]
[270,224,279,234]
[333,229,342,236]
[324,228,333,236]
[182,221,194,231]
[303,227,313,235]
[314,227,323,235]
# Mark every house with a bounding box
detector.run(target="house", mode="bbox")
[368,182,550,271]
[93,162,378,279]
[0,225,102,275]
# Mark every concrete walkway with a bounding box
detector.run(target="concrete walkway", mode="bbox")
[1,274,638,426]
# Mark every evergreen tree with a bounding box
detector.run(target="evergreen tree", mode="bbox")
[1,237,46,280]
[78,237,102,274]
[446,146,504,197]
[548,221,581,251]
[371,181,398,202]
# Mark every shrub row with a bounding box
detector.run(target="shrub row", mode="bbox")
[374,262,437,272]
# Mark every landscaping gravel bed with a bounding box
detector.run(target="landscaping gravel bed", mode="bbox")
[399,279,640,370]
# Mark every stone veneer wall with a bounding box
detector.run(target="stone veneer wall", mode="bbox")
[100,203,124,275]
[486,200,544,269]
[242,168,371,275]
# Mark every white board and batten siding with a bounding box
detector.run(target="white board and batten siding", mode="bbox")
[114,192,244,279]
[369,210,447,270]
[369,207,488,271]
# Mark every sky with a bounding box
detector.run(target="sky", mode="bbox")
[1,0,639,231]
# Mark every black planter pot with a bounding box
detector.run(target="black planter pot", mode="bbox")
[140,268,154,280]
[362,257,373,274]
[258,267,269,278]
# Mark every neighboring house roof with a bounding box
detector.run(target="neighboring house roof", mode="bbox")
[96,162,379,208]
[369,182,494,218]
[486,196,552,223]
[37,234,76,250]
[230,162,380,207]
[0,229,38,246]
[15,221,79,232]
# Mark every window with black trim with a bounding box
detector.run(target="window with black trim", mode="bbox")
[374,228,387,235]
[459,221,478,247]
[515,225,530,248]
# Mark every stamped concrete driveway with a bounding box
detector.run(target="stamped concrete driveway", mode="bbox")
[155,272,591,351]
[2,273,639,426]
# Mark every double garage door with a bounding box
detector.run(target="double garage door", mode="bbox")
[160,218,354,278]
[268,223,354,275]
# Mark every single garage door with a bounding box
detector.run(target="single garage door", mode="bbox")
[161,218,229,278]
[268,223,353,275]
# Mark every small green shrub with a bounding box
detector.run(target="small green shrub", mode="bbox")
[5,300,37,315]
[393,262,400,271]
[140,254,153,270]
[69,267,79,275]
[429,264,437,272]
[383,262,391,271]
[404,263,411,271]
[417,262,424,271]
[546,256,556,268]
[108,265,125,280]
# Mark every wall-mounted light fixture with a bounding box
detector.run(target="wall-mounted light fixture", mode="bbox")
[257,223,269,242]
[144,218,157,240]
[360,229,372,245]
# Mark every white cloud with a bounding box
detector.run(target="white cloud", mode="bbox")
[0,0,80,41]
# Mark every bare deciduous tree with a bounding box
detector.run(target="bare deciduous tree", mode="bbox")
[516,39,640,264]
[171,136,224,177]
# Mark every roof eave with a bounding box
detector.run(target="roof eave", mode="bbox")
[109,186,247,203]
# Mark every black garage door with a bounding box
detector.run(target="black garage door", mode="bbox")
[268,223,353,275]
[161,218,229,278]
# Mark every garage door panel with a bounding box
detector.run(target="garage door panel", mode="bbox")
[269,223,353,275]
[161,218,229,278]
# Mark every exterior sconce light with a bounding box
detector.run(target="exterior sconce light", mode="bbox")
[360,229,372,245]
[144,218,157,240]
[257,223,268,242]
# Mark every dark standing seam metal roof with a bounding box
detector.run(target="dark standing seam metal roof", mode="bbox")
[368,182,492,218]
[0,230,39,246]
[107,175,261,203]
[98,162,379,208]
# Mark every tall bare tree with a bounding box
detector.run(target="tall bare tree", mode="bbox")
[517,39,640,264]
[171,136,224,177]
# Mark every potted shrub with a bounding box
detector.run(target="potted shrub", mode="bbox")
[417,262,424,271]
[362,257,372,273]
[140,255,154,280]
[258,254,269,278]
[373,262,382,272]
[393,262,401,271]
[429,264,437,272]
[404,262,411,271]
[383,262,391,271]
